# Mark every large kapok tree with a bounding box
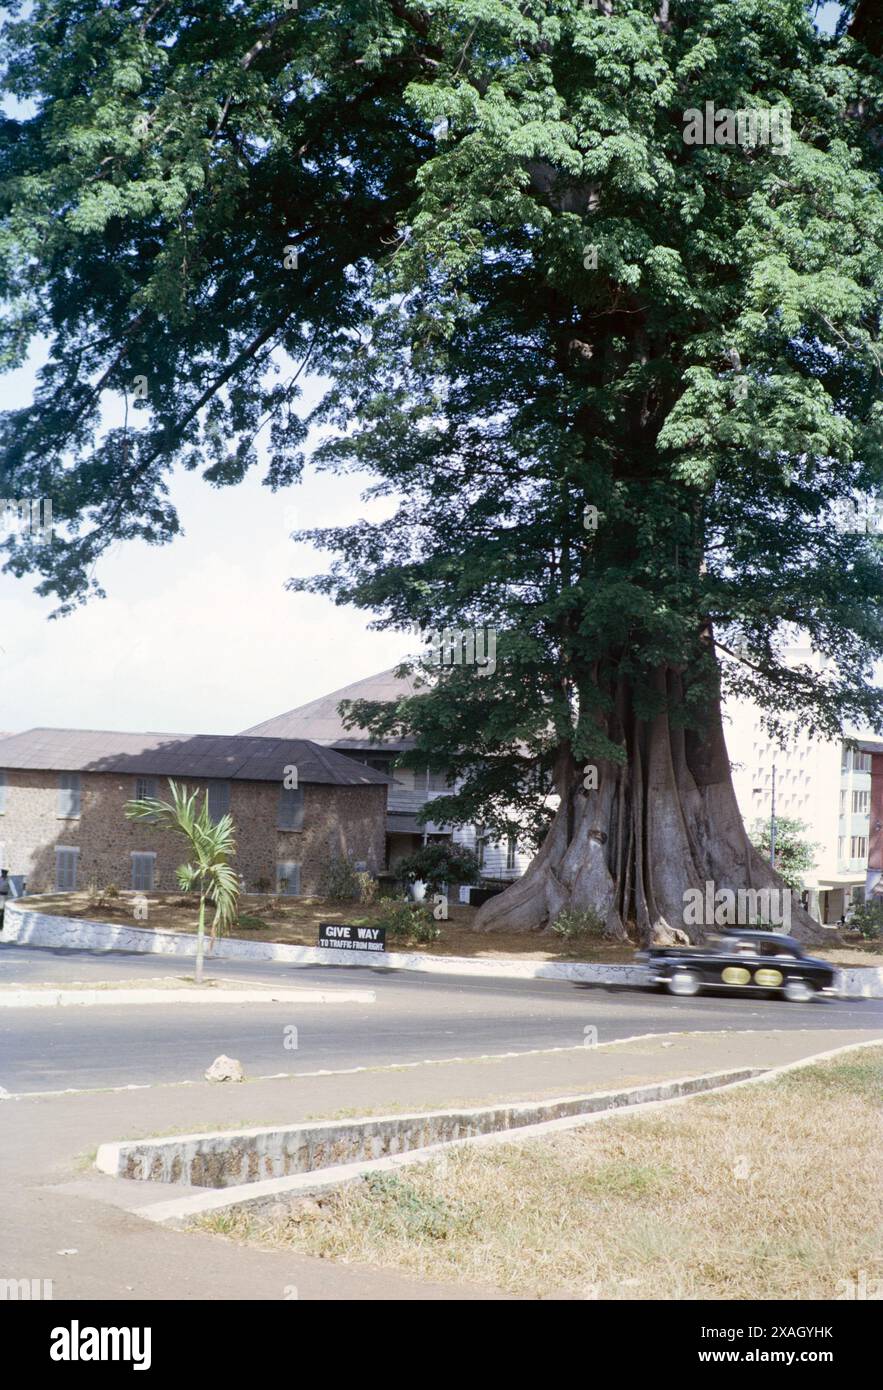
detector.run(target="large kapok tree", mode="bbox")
[2,1,882,943]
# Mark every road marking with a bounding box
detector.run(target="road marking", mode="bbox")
[3,1026,879,1099]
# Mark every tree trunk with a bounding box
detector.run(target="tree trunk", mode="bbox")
[475,668,827,946]
[195,894,206,984]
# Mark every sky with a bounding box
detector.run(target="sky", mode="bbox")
[0,0,850,737]
[0,343,414,734]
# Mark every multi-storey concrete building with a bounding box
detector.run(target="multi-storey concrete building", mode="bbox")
[724,645,872,923]
[0,729,388,896]
[856,737,883,903]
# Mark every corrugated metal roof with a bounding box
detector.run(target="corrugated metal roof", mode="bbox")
[0,728,391,787]
[240,667,425,748]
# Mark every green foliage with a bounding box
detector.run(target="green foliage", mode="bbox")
[355,871,378,904]
[396,842,480,893]
[847,900,883,940]
[375,898,441,945]
[550,906,605,940]
[125,779,240,980]
[749,817,818,891]
[236,913,269,932]
[362,1172,473,1242]
[317,855,377,903]
[2,2,883,845]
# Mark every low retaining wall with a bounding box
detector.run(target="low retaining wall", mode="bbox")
[96,1068,762,1189]
[6,902,881,997]
[3,902,647,986]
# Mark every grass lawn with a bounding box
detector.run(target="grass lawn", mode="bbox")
[20,892,637,964]
[195,1049,883,1300]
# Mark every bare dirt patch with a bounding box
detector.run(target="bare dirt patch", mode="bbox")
[22,892,636,964]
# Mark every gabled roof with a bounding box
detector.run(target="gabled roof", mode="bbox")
[0,728,391,787]
[240,668,424,749]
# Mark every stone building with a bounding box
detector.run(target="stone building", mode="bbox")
[242,667,536,879]
[0,728,388,896]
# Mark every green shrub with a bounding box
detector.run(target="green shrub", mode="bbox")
[236,914,269,932]
[550,906,605,939]
[318,855,377,903]
[376,898,441,945]
[355,870,377,904]
[396,843,480,893]
[363,1172,473,1241]
[848,901,883,940]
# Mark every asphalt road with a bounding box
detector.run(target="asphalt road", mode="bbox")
[2,942,881,1093]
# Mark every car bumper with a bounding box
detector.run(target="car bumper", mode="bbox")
[646,969,839,997]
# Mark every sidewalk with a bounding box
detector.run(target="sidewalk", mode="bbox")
[2,1026,879,1301]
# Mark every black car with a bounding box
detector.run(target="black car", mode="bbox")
[637,929,838,1002]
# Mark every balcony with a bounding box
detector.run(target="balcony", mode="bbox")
[387,786,452,815]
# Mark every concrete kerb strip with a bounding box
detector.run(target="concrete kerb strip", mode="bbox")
[6,901,882,996]
[0,985,376,1009]
[125,1034,883,1227]
[111,1067,763,1225]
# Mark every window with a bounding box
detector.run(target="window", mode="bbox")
[355,755,392,774]
[761,939,796,958]
[853,790,870,815]
[841,746,851,772]
[506,834,517,872]
[130,852,155,891]
[0,770,6,814]
[207,780,231,822]
[851,836,868,861]
[277,785,305,831]
[134,776,159,822]
[276,862,301,896]
[839,789,847,815]
[58,773,81,818]
[856,752,872,773]
[55,847,79,891]
[475,825,486,868]
[838,836,846,862]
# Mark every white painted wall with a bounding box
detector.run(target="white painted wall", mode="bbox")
[723,644,871,907]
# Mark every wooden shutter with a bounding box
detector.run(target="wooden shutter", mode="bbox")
[58,773,81,818]
[55,848,79,890]
[277,786,305,830]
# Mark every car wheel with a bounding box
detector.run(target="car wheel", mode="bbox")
[668,970,701,997]
[783,978,816,1003]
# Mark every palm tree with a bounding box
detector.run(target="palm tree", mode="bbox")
[125,780,240,983]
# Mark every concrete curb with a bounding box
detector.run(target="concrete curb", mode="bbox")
[126,1035,883,1226]
[116,1066,762,1225]
[0,985,376,1009]
[5,901,882,997]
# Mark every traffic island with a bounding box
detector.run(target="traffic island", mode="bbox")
[190,1044,883,1302]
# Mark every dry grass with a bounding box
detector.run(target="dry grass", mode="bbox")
[22,892,636,963]
[195,1050,883,1301]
